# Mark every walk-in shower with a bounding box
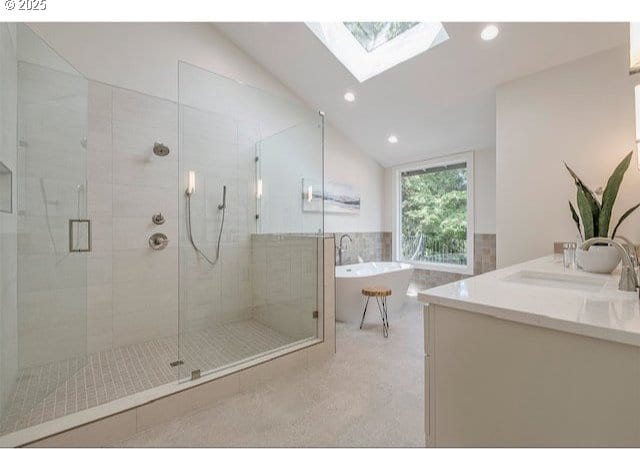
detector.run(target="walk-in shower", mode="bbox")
[0,24,325,441]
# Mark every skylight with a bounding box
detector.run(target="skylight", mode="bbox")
[343,22,420,52]
[306,22,449,83]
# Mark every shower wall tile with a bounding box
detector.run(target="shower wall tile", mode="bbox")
[180,248,223,332]
[112,276,178,315]
[330,231,497,295]
[474,233,497,274]
[178,105,255,336]
[82,83,256,352]
[113,88,178,133]
[17,286,86,367]
[251,234,319,341]
[17,254,86,293]
[91,217,113,254]
[113,154,178,189]
[14,78,312,367]
[88,82,113,184]
[87,254,113,286]
[87,284,113,353]
[88,150,113,185]
[86,80,114,355]
[112,88,178,168]
[409,233,497,292]
[334,232,392,265]
[180,106,238,146]
[113,184,177,218]
[112,248,178,283]
[84,82,182,353]
[112,276,178,347]
[112,217,178,250]
[88,183,113,217]
[110,87,179,344]
[17,50,88,367]
[409,269,467,292]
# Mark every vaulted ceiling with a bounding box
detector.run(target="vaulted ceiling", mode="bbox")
[216,22,627,167]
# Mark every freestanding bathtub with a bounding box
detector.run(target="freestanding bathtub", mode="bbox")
[335,262,414,323]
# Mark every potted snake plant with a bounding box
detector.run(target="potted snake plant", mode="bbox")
[566,151,640,273]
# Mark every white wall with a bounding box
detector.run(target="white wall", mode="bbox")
[382,148,497,235]
[496,46,638,268]
[325,126,385,233]
[29,23,386,234]
[27,23,292,103]
[474,148,497,234]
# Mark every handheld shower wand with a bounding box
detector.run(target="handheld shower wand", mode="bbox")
[184,171,226,266]
[218,185,226,210]
[215,185,226,260]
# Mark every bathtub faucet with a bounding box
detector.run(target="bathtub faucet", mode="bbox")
[337,234,353,266]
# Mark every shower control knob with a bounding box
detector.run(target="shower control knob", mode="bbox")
[149,233,169,250]
[152,213,165,225]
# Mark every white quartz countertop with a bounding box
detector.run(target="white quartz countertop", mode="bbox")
[418,255,640,347]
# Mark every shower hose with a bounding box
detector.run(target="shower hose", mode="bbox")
[185,192,225,266]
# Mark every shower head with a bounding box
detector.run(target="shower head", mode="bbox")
[153,142,170,157]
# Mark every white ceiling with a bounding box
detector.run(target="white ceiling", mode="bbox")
[216,22,627,167]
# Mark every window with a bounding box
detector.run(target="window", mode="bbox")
[343,22,420,52]
[393,152,474,274]
[305,22,449,82]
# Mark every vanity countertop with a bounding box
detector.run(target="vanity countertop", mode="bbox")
[418,255,640,346]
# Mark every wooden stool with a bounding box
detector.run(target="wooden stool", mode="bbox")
[360,286,392,338]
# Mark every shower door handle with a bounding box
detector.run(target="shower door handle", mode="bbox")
[69,219,91,252]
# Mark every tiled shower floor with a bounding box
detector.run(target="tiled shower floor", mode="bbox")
[0,320,295,436]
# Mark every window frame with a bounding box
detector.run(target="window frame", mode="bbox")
[392,151,475,275]
[304,22,449,83]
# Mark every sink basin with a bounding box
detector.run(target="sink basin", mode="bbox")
[504,270,606,292]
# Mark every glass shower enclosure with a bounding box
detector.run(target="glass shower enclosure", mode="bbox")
[177,61,324,380]
[0,24,324,439]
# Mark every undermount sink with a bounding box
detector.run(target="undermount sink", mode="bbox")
[504,270,606,292]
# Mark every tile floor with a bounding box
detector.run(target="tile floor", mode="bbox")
[0,320,294,436]
[118,299,425,447]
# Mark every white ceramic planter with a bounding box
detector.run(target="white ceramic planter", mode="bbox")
[576,245,622,274]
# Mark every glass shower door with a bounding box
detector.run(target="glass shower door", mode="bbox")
[1,24,89,435]
[177,61,324,382]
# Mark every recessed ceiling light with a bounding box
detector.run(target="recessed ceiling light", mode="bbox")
[481,25,499,41]
[344,91,356,102]
[388,135,398,144]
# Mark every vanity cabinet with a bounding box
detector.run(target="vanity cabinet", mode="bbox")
[423,304,640,447]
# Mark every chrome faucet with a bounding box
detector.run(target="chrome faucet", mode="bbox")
[336,234,353,266]
[580,237,638,292]
[614,235,639,270]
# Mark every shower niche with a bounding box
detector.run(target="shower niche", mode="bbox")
[0,25,327,444]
